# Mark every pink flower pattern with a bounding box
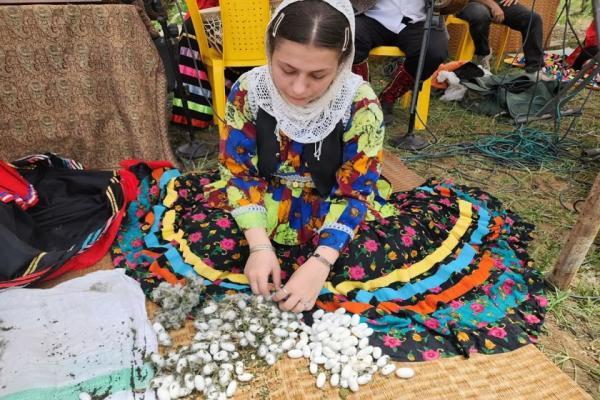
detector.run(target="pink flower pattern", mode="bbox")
[220,238,236,251]
[488,327,507,339]
[349,265,366,280]
[192,213,207,221]
[501,279,515,295]
[383,335,402,348]
[524,314,541,324]
[188,232,202,243]
[449,300,463,309]
[470,303,485,313]
[424,318,440,330]
[364,239,379,252]
[215,217,232,229]
[422,350,441,361]
[534,295,548,307]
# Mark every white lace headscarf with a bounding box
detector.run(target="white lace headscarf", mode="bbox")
[247,0,363,158]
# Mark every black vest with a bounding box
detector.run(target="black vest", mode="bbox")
[255,108,344,197]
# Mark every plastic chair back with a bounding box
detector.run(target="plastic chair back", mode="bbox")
[220,0,270,67]
[369,46,404,58]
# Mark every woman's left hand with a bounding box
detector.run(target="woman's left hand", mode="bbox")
[271,257,330,313]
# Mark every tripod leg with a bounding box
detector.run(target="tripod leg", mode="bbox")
[391,0,436,150]
[407,0,435,135]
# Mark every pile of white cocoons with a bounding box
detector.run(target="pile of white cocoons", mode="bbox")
[291,307,415,392]
[147,294,415,400]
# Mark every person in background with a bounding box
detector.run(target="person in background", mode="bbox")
[456,0,551,80]
[352,0,449,125]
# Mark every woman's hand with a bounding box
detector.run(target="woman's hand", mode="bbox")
[243,228,281,297]
[272,257,330,313]
[244,249,281,298]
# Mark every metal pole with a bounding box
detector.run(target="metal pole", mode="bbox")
[392,0,435,150]
[407,0,435,134]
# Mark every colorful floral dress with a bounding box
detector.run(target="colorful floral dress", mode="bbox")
[113,73,547,361]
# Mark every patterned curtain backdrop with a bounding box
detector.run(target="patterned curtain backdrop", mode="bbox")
[0,4,176,169]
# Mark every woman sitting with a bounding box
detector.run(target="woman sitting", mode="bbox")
[115,0,546,361]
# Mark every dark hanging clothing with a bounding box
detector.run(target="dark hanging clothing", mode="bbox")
[0,154,134,287]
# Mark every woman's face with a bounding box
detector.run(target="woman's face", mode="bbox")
[271,39,340,107]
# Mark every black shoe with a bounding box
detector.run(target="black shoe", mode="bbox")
[176,140,213,161]
[381,101,395,125]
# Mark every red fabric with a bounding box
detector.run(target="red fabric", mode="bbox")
[585,20,598,48]
[567,20,597,66]
[0,160,38,210]
[0,270,42,287]
[171,114,212,128]
[198,0,219,9]
[351,60,370,82]
[567,48,582,67]
[185,0,219,19]
[379,64,415,104]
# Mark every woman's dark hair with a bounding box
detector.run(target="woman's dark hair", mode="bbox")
[268,0,352,60]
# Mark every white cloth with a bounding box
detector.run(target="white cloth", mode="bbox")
[364,0,426,33]
[436,70,468,101]
[0,270,157,400]
[246,0,364,150]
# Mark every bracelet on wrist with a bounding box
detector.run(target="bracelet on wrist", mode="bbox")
[249,244,276,254]
[310,252,334,270]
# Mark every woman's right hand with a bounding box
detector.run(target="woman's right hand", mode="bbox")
[244,249,281,298]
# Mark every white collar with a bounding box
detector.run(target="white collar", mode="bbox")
[250,0,363,153]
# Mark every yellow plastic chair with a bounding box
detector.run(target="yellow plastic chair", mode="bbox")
[369,46,431,131]
[185,0,271,137]
[445,15,511,71]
